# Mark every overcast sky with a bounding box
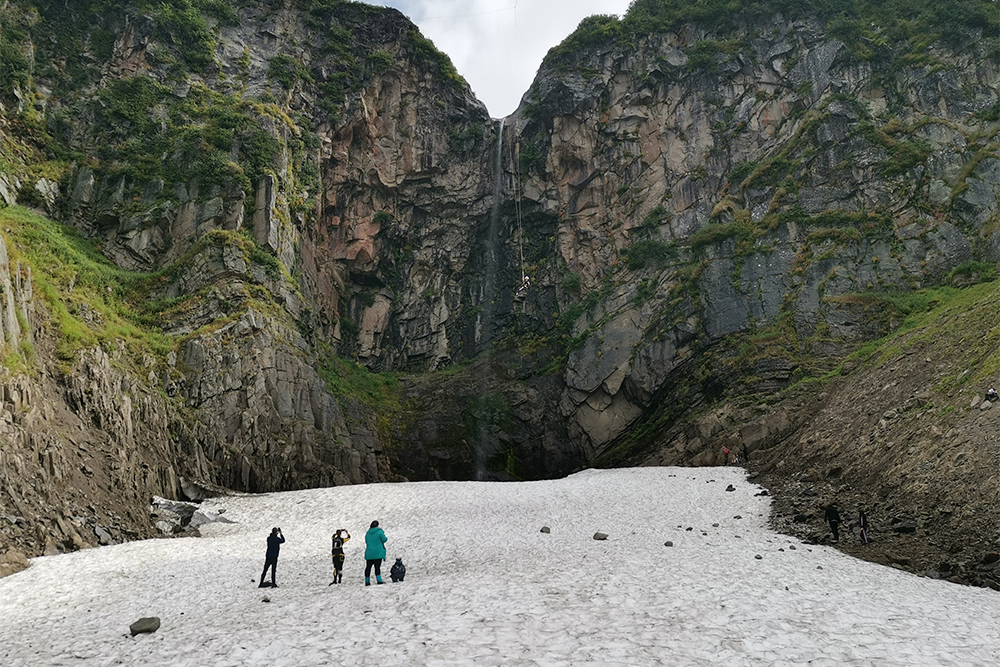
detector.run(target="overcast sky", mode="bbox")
[371,0,633,117]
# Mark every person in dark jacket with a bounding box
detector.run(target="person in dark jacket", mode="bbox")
[390,557,406,582]
[825,504,841,542]
[330,528,350,585]
[364,520,388,586]
[259,527,285,588]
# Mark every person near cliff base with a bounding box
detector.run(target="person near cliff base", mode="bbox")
[825,504,841,542]
[859,509,870,545]
[259,527,285,588]
[988,385,998,402]
[722,446,731,465]
[329,528,350,585]
[364,520,388,586]
[390,557,406,583]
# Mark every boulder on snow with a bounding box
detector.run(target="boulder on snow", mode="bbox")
[540,526,550,534]
[189,509,235,529]
[593,532,608,541]
[725,484,735,492]
[129,617,160,636]
[664,541,674,547]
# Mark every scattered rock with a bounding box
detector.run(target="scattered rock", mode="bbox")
[793,514,809,523]
[129,617,160,637]
[593,532,608,541]
[540,526,550,534]
[0,548,29,578]
[754,554,762,560]
[664,541,674,547]
[725,484,735,492]
[262,596,271,603]
[94,525,115,546]
[892,522,917,534]
[982,552,1000,564]
[889,555,911,566]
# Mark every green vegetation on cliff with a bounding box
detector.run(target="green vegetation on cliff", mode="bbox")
[0,206,174,368]
[546,0,1000,65]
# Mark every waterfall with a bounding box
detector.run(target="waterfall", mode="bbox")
[481,117,504,348]
[471,118,506,481]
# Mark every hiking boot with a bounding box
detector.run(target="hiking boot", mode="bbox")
[365,577,371,586]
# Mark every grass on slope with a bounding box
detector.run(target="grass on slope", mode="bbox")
[594,276,1000,468]
[0,205,178,371]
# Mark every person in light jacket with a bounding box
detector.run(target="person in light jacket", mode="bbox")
[364,520,388,586]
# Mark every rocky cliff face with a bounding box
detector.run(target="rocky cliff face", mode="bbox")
[506,17,1000,463]
[5,1,1000,576]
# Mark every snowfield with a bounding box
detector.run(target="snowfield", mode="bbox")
[1,467,999,666]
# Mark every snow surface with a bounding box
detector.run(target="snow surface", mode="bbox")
[2,467,999,666]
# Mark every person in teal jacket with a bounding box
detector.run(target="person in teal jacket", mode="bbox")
[364,520,388,586]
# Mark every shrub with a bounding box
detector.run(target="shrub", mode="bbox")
[367,49,393,74]
[690,223,739,253]
[561,271,582,292]
[268,54,313,89]
[624,240,678,270]
[153,0,216,71]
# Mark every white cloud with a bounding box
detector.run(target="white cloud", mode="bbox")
[373,0,632,117]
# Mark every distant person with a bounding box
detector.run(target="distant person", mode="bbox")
[259,527,285,588]
[741,443,750,463]
[987,385,998,402]
[364,520,388,586]
[858,510,870,545]
[722,446,731,465]
[825,504,841,542]
[390,557,406,583]
[330,528,350,585]
[515,275,531,302]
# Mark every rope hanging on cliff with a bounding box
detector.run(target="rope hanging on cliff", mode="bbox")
[512,127,529,304]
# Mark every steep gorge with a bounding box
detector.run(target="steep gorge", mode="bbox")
[4,0,1000,585]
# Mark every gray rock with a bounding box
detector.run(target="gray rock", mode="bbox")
[593,532,608,541]
[540,526,550,533]
[129,617,161,636]
[94,525,115,546]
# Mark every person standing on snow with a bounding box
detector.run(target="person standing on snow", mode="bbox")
[259,527,285,588]
[330,528,350,585]
[825,504,841,542]
[364,520,388,586]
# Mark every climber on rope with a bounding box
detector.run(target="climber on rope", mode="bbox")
[514,274,531,302]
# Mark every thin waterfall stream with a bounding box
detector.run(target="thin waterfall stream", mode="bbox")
[473,117,506,479]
